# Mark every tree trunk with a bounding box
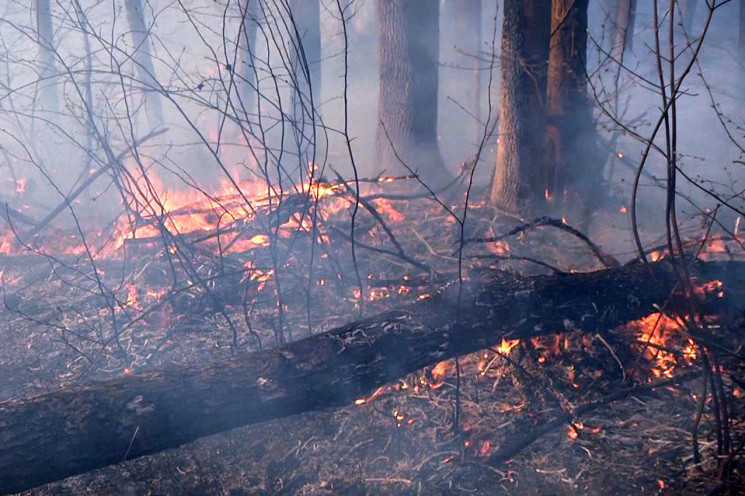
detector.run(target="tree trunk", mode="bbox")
[125,0,163,128]
[490,0,551,212]
[678,0,698,33]
[612,0,636,70]
[545,0,602,225]
[2,260,743,494]
[739,0,745,64]
[238,0,260,115]
[36,0,58,113]
[376,0,449,187]
[281,0,321,185]
[443,0,482,147]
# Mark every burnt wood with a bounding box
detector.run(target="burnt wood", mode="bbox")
[1,260,743,494]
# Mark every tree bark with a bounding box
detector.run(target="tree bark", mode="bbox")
[125,0,163,128]
[376,0,449,187]
[490,0,551,212]
[36,0,58,113]
[545,0,602,225]
[2,260,743,494]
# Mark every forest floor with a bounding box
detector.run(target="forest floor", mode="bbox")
[1,191,744,495]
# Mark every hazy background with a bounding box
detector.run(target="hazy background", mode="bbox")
[0,0,742,245]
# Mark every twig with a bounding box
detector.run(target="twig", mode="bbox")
[465,216,621,269]
[487,370,702,465]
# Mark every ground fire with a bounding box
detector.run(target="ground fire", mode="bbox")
[1,0,745,495]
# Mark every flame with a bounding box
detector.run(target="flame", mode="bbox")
[125,284,138,308]
[629,312,694,378]
[372,198,404,222]
[431,361,450,380]
[497,338,520,355]
[248,234,270,246]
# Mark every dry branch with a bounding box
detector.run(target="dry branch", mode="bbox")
[1,260,743,494]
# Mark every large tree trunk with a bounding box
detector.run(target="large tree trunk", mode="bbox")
[36,0,58,113]
[545,0,602,225]
[125,0,163,129]
[490,0,551,212]
[2,260,743,494]
[376,0,449,187]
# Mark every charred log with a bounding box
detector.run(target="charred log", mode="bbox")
[1,260,743,494]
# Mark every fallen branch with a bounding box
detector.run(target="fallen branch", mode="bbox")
[0,260,743,494]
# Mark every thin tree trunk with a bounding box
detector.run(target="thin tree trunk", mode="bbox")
[545,0,602,225]
[490,0,551,212]
[445,0,482,146]
[739,0,745,63]
[2,259,743,494]
[238,0,260,115]
[36,0,58,113]
[612,0,636,66]
[377,0,449,187]
[125,0,163,128]
[283,0,321,185]
[678,0,698,33]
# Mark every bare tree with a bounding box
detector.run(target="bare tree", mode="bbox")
[739,0,745,62]
[125,0,163,128]
[612,0,636,65]
[443,0,482,146]
[376,0,449,186]
[545,0,602,222]
[490,0,551,212]
[679,0,699,32]
[36,0,58,113]
[238,0,260,114]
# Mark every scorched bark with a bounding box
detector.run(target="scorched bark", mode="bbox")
[1,260,743,494]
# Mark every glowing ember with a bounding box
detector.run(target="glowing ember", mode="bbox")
[491,240,510,255]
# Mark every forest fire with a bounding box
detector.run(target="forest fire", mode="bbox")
[1,0,744,494]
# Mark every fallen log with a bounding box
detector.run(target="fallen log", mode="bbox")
[1,260,743,494]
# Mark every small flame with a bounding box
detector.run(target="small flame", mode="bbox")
[497,338,520,355]
[249,234,270,246]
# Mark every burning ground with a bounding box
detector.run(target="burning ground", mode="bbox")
[1,173,744,495]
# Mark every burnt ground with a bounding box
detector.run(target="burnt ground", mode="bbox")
[1,197,744,495]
